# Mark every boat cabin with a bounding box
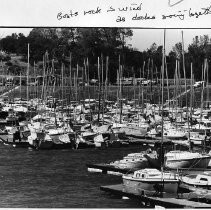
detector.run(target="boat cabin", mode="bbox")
[133,168,161,179]
[196,174,211,184]
[185,174,211,185]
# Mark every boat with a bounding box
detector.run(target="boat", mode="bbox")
[27,122,54,149]
[28,131,54,149]
[163,129,187,140]
[93,133,107,148]
[109,153,149,170]
[180,173,211,191]
[122,168,179,195]
[122,30,179,197]
[189,132,206,145]
[164,150,211,169]
[121,122,149,138]
[164,56,211,170]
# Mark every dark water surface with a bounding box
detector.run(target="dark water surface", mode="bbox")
[0,144,145,208]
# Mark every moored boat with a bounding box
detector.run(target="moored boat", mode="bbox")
[180,173,211,191]
[122,168,179,195]
[109,153,149,170]
[164,150,211,169]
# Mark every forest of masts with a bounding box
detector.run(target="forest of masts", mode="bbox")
[4,31,210,116]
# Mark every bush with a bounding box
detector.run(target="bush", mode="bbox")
[5,61,13,66]
[0,54,11,62]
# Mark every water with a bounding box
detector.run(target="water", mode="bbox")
[0,144,145,208]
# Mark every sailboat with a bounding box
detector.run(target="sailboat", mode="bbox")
[164,33,211,170]
[122,30,179,196]
[27,51,54,150]
[180,172,211,191]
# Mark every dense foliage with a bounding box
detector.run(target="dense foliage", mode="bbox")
[0,28,211,82]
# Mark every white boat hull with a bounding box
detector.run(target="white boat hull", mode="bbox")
[165,157,210,169]
[180,174,211,191]
[123,178,178,195]
[111,160,149,170]
[121,126,148,137]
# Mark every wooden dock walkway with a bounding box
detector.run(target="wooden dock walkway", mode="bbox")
[100,184,211,208]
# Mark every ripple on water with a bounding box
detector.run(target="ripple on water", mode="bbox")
[0,144,145,208]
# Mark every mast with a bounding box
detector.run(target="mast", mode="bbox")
[83,59,86,107]
[161,29,166,170]
[142,61,145,113]
[133,67,136,107]
[69,52,73,103]
[118,55,123,124]
[41,54,46,102]
[117,55,120,108]
[105,56,109,101]
[181,31,190,149]
[101,54,105,124]
[138,67,141,123]
[61,63,64,108]
[27,43,30,102]
[200,59,207,129]
[206,60,209,108]
[76,63,79,102]
[20,72,22,99]
[97,57,101,122]
[164,57,170,109]
[175,61,178,112]
[190,63,193,124]
[82,64,85,107]
[33,61,37,99]
[150,59,153,104]
[119,65,123,124]
[117,67,119,105]
[86,57,91,120]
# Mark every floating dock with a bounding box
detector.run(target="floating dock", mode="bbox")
[100,184,211,208]
[86,163,136,175]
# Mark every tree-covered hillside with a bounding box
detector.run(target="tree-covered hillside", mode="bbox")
[0,28,211,83]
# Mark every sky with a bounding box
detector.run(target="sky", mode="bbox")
[0,28,211,53]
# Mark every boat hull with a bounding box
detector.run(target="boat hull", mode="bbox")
[111,160,149,170]
[29,139,54,150]
[121,126,148,138]
[123,177,178,195]
[165,157,211,169]
[38,140,54,149]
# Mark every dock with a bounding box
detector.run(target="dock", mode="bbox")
[86,163,136,175]
[87,162,211,176]
[100,184,211,208]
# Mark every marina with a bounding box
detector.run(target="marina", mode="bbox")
[0,27,211,208]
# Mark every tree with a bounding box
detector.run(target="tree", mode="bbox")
[0,33,18,53]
